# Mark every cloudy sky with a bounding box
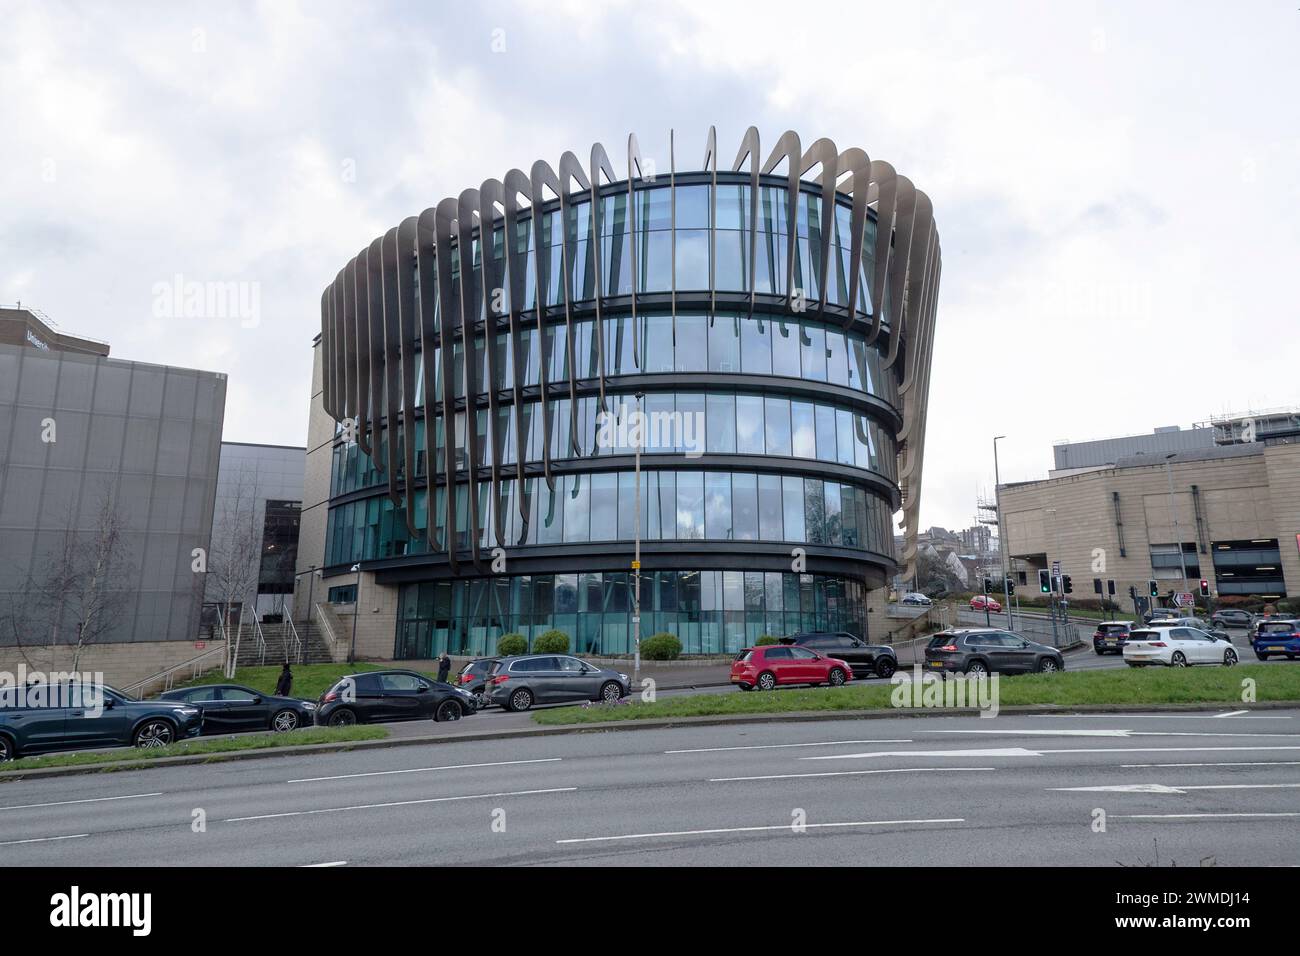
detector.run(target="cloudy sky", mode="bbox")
[3,0,1297,532]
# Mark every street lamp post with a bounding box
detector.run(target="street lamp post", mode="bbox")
[632,392,644,685]
[993,435,1012,629]
[347,563,361,663]
[1164,454,1190,609]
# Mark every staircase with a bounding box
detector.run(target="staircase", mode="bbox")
[234,620,336,666]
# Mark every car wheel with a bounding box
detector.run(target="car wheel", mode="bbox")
[435,700,462,722]
[1223,649,1238,667]
[0,734,13,762]
[1171,652,1188,667]
[964,660,989,677]
[271,709,300,732]
[828,667,847,687]
[1038,657,1061,673]
[508,688,534,712]
[756,671,777,691]
[1094,649,1105,656]
[133,719,176,749]
[1126,662,1142,668]
[328,708,358,727]
[599,681,623,703]
[874,657,896,679]
[1255,653,1268,661]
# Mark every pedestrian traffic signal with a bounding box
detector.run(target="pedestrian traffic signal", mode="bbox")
[1062,574,1073,594]
[1039,570,1051,594]
[1199,579,1210,597]
[1148,579,1159,597]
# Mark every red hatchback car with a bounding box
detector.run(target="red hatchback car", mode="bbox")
[970,595,1002,613]
[731,645,854,691]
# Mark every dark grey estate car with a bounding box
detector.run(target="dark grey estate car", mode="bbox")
[781,632,897,678]
[487,655,630,711]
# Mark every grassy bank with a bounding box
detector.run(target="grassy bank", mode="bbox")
[169,662,439,701]
[531,664,1300,725]
[0,725,388,774]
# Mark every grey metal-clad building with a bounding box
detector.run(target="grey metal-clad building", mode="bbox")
[1052,425,1216,473]
[0,331,226,649]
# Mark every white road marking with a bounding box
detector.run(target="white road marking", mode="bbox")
[288,757,561,784]
[223,787,576,823]
[925,729,1300,739]
[0,792,163,812]
[0,833,88,846]
[666,739,911,754]
[1114,812,1300,821]
[710,767,995,782]
[556,817,964,844]
[301,860,348,867]
[1052,783,1300,794]
[807,745,1300,761]
[1122,761,1300,768]
[1036,714,1291,720]
[1217,711,1250,718]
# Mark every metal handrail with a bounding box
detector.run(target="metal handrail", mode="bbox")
[314,602,343,657]
[252,616,268,666]
[284,615,304,664]
[122,645,227,697]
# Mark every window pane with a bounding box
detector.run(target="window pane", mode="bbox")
[563,475,588,542]
[735,395,765,454]
[706,394,736,454]
[674,314,707,372]
[804,478,825,544]
[675,185,711,229]
[676,229,710,290]
[705,472,732,539]
[589,472,617,541]
[759,475,783,540]
[801,323,826,381]
[772,320,801,377]
[708,316,740,373]
[740,315,772,374]
[676,471,704,539]
[815,404,837,461]
[732,473,758,541]
[764,397,791,456]
[782,476,805,541]
[792,401,816,458]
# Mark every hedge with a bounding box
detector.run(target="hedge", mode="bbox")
[497,633,527,656]
[532,629,571,653]
[641,633,682,660]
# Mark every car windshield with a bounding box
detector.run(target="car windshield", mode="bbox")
[735,651,753,662]
[927,634,954,648]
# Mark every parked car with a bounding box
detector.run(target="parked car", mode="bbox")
[1252,619,1300,660]
[455,657,501,704]
[0,683,203,762]
[900,592,933,607]
[924,629,1064,676]
[781,632,897,678]
[316,669,478,726]
[731,644,853,691]
[1092,621,1137,655]
[1211,608,1258,629]
[1144,614,1231,642]
[969,595,1002,613]
[486,655,629,712]
[158,683,316,733]
[1123,626,1238,667]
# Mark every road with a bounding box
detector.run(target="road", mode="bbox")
[3,707,1298,866]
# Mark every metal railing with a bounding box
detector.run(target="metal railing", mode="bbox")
[314,602,345,660]
[284,616,304,664]
[122,645,227,698]
[251,616,268,666]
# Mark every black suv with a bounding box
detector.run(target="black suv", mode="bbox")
[316,669,479,726]
[1210,608,1257,630]
[781,632,897,678]
[0,683,203,762]
[924,629,1065,676]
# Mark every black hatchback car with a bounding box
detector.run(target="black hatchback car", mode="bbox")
[0,683,203,762]
[158,684,317,733]
[924,629,1065,676]
[315,669,478,726]
[781,632,897,678]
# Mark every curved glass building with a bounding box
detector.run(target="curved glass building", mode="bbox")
[308,127,940,658]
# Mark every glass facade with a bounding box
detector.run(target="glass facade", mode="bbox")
[395,570,869,658]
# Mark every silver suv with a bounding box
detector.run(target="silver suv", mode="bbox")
[487,655,630,712]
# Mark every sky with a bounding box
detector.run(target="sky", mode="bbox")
[3,0,1298,533]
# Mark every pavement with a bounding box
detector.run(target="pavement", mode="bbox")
[2,706,1298,866]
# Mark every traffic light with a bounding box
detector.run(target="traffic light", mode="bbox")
[1005,576,1016,594]
[1062,574,1073,594]
[1148,580,1159,597]
[1199,579,1210,597]
[1093,577,1103,595]
[983,577,993,595]
[1128,585,1137,600]
[1039,570,1051,594]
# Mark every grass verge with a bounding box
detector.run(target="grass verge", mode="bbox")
[531,664,1300,725]
[169,662,438,701]
[0,726,388,774]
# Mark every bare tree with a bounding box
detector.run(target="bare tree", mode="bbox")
[205,462,264,677]
[0,493,135,673]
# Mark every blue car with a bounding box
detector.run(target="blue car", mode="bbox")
[0,683,203,762]
[1253,619,1300,661]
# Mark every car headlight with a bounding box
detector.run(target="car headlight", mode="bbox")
[301,702,317,710]
[177,707,199,716]
[618,673,629,682]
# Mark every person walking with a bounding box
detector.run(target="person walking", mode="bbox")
[275,662,293,697]
[436,651,452,683]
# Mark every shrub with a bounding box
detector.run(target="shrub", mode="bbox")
[641,633,683,660]
[532,629,570,653]
[497,633,527,656]
[755,635,781,646]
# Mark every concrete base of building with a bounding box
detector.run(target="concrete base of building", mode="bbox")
[0,639,227,692]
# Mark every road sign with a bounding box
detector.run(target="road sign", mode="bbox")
[631,560,641,569]
[1051,560,1060,575]
[1174,591,1195,608]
